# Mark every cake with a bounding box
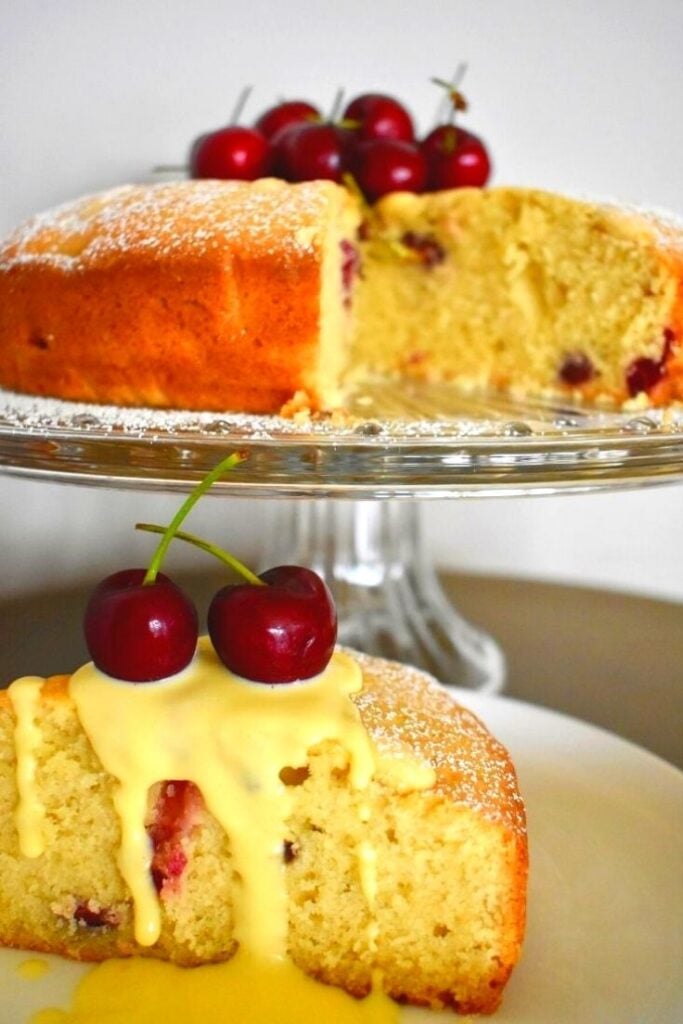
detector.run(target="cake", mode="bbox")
[0,642,527,1015]
[0,179,681,414]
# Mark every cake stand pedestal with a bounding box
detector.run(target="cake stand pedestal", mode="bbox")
[264,500,505,692]
[2,382,683,695]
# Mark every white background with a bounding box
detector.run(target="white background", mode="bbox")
[1,0,683,601]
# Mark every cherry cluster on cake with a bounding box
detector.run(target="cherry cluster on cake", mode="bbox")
[83,454,337,685]
[188,80,491,203]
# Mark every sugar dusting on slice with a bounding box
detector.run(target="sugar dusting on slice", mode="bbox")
[350,649,527,838]
[0,179,342,271]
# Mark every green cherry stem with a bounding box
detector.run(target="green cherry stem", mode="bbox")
[142,452,245,586]
[137,523,264,586]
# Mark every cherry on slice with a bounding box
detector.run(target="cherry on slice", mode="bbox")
[273,122,352,183]
[254,100,320,139]
[343,93,414,143]
[208,565,337,683]
[84,569,198,682]
[190,126,272,180]
[353,139,427,202]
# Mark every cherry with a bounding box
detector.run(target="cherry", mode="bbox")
[190,126,272,180]
[208,565,337,683]
[626,357,664,397]
[625,329,677,396]
[420,124,474,164]
[149,780,200,893]
[401,231,446,268]
[559,352,595,386]
[340,239,360,305]
[73,903,120,929]
[353,139,427,202]
[421,125,491,190]
[343,93,414,143]
[254,100,320,139]
[84,569,199,682]
[84,453,244,683]
[273,122,352,183]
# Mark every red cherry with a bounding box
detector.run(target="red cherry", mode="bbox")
[190,126,272,180]
[343,93,414,143]
[149,780,200,892]
[340,239,361,306]
[84,569,198,682]
[559,352,595,386]
[273,122,352,183]
[625,357,664,397]
[353,139,427,202]
[420,124,475,164]
[254,100,320,139]
[208,565,337,683]
[422,126,491,190]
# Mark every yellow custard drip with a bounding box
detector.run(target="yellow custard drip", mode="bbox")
[8,676,47,858]
[30,950,401,1024]
[68,639,375,958]
[10,640,441,1022]
[18,957,51,980]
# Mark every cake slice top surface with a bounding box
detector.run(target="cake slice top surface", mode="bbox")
[5,181,683,275]
[0,179,350,271]
[1,647,526,840]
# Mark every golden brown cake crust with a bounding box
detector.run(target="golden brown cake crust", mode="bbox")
[0,180,353,413]
[351,650,526,836]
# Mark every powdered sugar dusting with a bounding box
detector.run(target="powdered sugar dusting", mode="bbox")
[0,180,341,271]
[350,649,526,838]
[2,384,683,446]
[566,190,683,257]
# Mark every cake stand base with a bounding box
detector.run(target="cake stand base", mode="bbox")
[264,501,505,694]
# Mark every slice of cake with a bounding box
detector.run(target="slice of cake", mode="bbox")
[0,179,360,414]
[0,643,527,1015]
[354,187,683,406]
[0,180,681,414]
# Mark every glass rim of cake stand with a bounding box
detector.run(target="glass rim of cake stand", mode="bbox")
[1,381,683,497]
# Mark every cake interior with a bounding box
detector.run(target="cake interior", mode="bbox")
[349,188,680,405]
[0,670,524,1014]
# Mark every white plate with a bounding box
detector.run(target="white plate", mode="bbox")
[2,694,682,1024]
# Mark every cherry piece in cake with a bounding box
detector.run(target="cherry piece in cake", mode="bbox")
[401,231,446,268]
[559,351,595,386]
[148,780,202,894]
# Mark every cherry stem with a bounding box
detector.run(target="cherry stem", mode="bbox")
[137,523,265,586]
[328,87,344,123]
[230,85,254,125]
[142,452,245,586]
[342,172,370,210]
[431,63,468,127]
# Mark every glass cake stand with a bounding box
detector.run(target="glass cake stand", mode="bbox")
[2,380,683,693]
